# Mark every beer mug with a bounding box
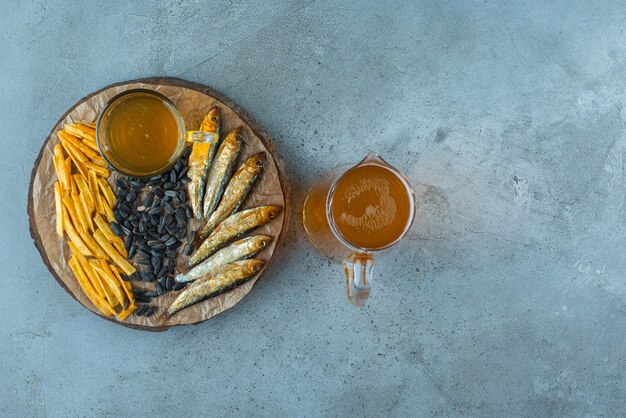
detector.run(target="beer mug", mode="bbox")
[302,152,415,307]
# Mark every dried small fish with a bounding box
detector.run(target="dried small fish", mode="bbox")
[166,259,265,316]
[200,152,266,238]
[187,107,221,219]
[177,235,272,283]
[202,127,243,221]
[189,205,281,266]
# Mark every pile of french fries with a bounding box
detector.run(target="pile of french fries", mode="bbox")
[52,122,137,320]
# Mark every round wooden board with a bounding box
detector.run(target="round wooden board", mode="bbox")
[28,78,290,331]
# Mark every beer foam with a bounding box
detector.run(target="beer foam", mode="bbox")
[339,177,397,232]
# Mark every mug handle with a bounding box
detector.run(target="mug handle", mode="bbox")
[343,252,374,307]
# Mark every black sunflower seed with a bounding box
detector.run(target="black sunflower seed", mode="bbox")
[135,304,148,315]
[151,257,161,270]
[167,241,182,251]
[172,282,186,291]
[164,190,177,197]
[159,276,167,288]
[143,291,158,298]
[154,188,164,198]
[166,250,178,258]
[121,226,131,235]
[187,230,195,242]
[125,189,136,203]
[130,180,143,189]
[110,222,122,236]
[157,265,168,278]
[140,271,154,281]
[164,236,178,246]
[166,277,175,291]
[137,249,150,259]
[169,170,177,183]
[184,244,194,256]
[128,245,137,259]
[163,182,175,190]
[156,283,165,295]
[143,194,154,207]
[180,177,189,184]
[113,211,124,223]
[185,206,193,219]
[148,206,161,216]
[137,258,151,265]
[119,273,130,282]
[131,289,145,296]
[144,307,155,317]
[150,248,164,257]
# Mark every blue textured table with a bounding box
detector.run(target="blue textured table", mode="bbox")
[1,1,624,416]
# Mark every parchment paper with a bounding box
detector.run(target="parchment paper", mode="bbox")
[29,80,287,330]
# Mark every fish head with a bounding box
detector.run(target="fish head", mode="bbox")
[250,234,273,251]
[247,152,267,169]
[229,127,245,143]
[242,258,266,274]
[201,106,221,135]
[262,205,282,222]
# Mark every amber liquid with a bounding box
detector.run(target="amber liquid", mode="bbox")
[105,94,179,174]
[331,164,411,249]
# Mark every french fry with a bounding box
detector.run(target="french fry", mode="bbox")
[93,229,136,276]
[97,177,116,208]
[71,192,93,232]
[68,241,106,298]
[85,161,110,177]
[116,270,136,319]
[117,304,136,320]
[78,228,108,260]
[62,209,91,257]
[100,260,126,306]
[53,145,69,193]
[58,131,89,163]
[90,261,119,307]
[66,158,76,194]
[62,196,87,233]
[54,182,63,236]
[83,138,99,152]
[71,122,97,141]
[58,129,98,159]
[69,257,115,317]
[64,124,91,140]
[100,197,116,223]
[64,143,88,177]
[88,169,104,214]
[74,175,94,213]
[77,121,96,130]
[90,155,107,167]
[111,265,134,303]
[93,213,126,256]
[77,191,93,232]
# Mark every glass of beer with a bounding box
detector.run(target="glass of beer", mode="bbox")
[302,152,415,307]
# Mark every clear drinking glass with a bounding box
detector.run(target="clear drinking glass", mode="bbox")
[302,152,415,307]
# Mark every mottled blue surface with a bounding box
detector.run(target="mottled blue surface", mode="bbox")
[1,1,625,416]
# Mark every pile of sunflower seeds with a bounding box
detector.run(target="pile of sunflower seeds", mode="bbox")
[110,149,195,316]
